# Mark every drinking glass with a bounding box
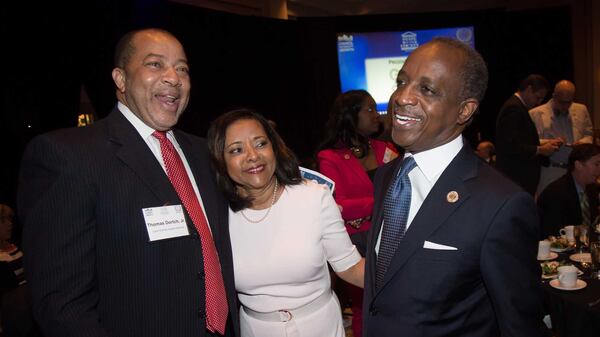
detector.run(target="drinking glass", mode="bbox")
[578,225,589,251]
[590,241,600,280]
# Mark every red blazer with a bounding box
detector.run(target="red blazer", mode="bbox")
[317,140,398,235]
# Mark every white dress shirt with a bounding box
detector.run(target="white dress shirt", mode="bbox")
[376,136,464,254]
[118,102,211,227]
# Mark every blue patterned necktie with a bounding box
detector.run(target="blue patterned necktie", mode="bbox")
[376,156,417,289]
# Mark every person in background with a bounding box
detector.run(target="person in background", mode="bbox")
[364,37,544,337]
[316,89,398,337]
[18,28,238,337]
[0,204,40,337]
[537,143,600,238]
[207,109,364,337]
[475,140,496,165]
[529,80,593,194]
[496,74,562,196]
[374,97,398,147]
[0,205,21,287]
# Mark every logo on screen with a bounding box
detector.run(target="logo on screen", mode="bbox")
[338,34,353,42]
[338,34,354,52]
[400,32,418,52]
[456,28,473,43]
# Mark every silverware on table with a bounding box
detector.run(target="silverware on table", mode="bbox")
[588,297,600,307]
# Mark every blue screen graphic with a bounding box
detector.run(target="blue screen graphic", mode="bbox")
[337,27,475,113]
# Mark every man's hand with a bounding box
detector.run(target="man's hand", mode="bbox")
[537,139,562,156]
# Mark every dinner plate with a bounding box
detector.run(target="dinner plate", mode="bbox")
[549,279,587,291]
[569,253,592,264]
[550,246,574,253]
[537,252,558,261]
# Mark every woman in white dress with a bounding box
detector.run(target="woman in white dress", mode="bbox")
[207,109,364,337]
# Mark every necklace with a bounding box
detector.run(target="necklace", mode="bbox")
[240,179,279,223]
[350,146,364,158]
[350,140,371,159]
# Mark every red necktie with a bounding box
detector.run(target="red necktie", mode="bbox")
[153,131,228,334]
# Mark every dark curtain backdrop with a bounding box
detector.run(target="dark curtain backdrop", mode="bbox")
[0,1,572,206]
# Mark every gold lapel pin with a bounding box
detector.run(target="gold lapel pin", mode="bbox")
[447,191,459,203]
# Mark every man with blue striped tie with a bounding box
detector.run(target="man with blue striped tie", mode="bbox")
[363,37,544,337]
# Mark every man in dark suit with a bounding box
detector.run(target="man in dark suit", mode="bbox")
[18,28,238,337]
[364,37,544,337]
[495,74,562,196]
[537,143,600,238]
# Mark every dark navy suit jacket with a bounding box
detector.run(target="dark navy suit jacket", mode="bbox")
[364,141,544,337]
[496,94,545,195]
[537,173,599,238]
[18,109,239,337]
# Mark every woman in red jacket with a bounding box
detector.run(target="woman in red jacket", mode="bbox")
[316,90,398,337]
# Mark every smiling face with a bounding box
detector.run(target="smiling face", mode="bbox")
[390,42,478,153]
[112,30,190,131]
[356,95,380,137]
[224,118,277,196]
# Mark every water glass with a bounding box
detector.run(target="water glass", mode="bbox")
[590,241,600,280]
[578,225,589,251]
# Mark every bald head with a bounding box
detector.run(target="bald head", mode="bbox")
[554,80,575,94]
[552,80,575,114]
[476,141,495,161]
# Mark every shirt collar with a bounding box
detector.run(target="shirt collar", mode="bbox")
[549,99,568,117]
[405,136,463,183]
[514,92,527,107]
[118,102,173,139]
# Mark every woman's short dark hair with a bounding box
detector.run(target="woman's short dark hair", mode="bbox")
[568,143,600,172]
[317,90,374,157]
[207,109,302,211]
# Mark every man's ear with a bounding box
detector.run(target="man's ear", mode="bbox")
[112,68,126,93]
[457,98,479,125]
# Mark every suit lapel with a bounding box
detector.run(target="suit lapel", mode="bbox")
[566,175,580,217]
[375,145,477,295]
[370,159,402,248]
[341,148,374,188]
[366,158,402,294]
[174,131,221,238]
[106,110,180,204]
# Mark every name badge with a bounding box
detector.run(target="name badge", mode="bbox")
[142,205,189,241]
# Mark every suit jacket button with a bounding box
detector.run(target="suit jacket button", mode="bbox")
[370,308,378,316]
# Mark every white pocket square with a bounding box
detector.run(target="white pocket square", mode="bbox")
[423,241,458,250]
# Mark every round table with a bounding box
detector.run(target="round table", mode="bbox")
[542,244,600,337]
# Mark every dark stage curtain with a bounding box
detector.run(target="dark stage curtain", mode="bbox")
[0,1,573,205]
